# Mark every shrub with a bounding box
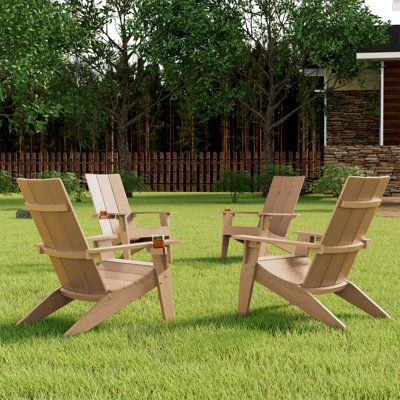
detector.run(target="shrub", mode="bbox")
[0,171,18,195]
[256,164,296,196]
[116,170,146,197]
[312,165,368,197]
[215,169,251,202]
[37,171,85,202]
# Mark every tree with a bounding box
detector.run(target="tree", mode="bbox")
[0,0,82,137]
[140,0,246,150]
[65,0,167,171]
[235,0,388,162]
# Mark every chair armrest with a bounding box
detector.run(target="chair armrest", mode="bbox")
[86,234,119,243]
[258,213,298,218]
[86,239,181,259]
[294,231,324,242]
[233,235,371,255]
[131,211,173,216]
[233,211,260,216]
[92,212,129,220]
[222,210,259,216]
[232,235,322,250]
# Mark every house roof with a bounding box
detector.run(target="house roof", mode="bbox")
[357,25,400,60]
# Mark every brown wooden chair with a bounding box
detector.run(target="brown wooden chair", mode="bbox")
[17,178,178,336]
[221,176,305,257]
[235,176,390,329]
[86,174,173,261]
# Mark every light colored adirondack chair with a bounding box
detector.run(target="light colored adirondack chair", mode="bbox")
[17,178,178,336]
[235,176,390,329]
[86,174,173,261]
[221,176,305,257]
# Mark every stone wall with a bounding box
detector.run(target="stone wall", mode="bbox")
[324,145,400,196]
[327,91,380,146]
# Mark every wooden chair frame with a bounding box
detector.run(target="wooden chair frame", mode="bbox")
[221,176,305,257]
[17,178,179,336]
[235,176,391,329]
[86,174,174,261]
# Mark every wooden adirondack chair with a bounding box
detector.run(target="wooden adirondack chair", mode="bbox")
[221,176,305,257]
[86,174,173,261]
[17,178,178,336]
[235,176,390,329]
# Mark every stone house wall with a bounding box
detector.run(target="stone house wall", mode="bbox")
[327,91,380,146]
[324,145,400,196]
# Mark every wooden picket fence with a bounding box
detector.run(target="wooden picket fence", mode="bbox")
[0,151,321,192]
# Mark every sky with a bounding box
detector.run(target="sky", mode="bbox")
[366,0,400,23]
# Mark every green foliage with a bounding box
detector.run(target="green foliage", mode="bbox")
[312,165,368,197]
[0,171,18,195]
[215,169,251,202]
[256,164,296,195]
[0,0,83,133]
[37,171,85,202]
[116,170,146,196]
[141,0,246,122]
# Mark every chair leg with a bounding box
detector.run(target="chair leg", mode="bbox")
[256,271,346,329]
[18,288,73,325]
[336,282,390,319]
[237,265,256,315]
[156,269,174,320]
[64,274,156,336]
[221,235,230,258]
[167,244,173,263]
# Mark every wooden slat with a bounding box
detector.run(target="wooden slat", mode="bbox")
[25,202,69,212]
[86,174,114,235]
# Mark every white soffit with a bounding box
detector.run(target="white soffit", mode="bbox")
[393,0,400,11]
[357,51,400,60]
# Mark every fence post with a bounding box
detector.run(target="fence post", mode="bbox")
[185,152,191,192]
[152,153,158,192]
[212,152,217,187]
[205,152,211,192]
[172,152,177,192]
[165,152,171,192]
[190,152,196,192]
[199,152,204,192]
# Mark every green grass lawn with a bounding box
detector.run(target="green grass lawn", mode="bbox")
[1,192,400,399]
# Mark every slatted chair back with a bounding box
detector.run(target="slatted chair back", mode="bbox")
[261,176,305,237]
[18,178,107,295]
[303,176,389,289]
[86,174,133,236]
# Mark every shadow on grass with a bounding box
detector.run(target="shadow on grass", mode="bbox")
[0,316,78,342]
[0,305,375,343]
[166,306,341,335]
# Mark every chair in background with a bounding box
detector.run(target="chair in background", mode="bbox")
[221,176,305,257]
[86,173,173,261]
